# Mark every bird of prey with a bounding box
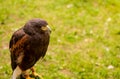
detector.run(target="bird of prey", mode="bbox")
[9,18,51,79]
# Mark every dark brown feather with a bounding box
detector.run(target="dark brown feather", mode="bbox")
[9,19,50,71]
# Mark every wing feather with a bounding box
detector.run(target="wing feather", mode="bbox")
[9,28,28,70]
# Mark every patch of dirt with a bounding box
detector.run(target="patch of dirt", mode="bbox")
[59,69,73,76]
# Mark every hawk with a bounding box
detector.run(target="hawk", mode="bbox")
[9,18,51,79]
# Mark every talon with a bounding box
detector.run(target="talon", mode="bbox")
[32,72,39,76]
[26,76,34,79]
[19,75,34,79]
[30,67,44,79]
[21,71,34,79]
[31,72,43,79]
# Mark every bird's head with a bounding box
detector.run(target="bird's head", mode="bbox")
[24,18,51,35]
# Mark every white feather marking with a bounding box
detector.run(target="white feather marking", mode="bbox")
[12,66,22,79]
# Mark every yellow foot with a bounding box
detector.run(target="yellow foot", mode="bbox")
[26,76,34,79]
[18,76,34,79]
[31,72,43,79]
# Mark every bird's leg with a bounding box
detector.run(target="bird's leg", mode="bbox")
[22,70,34,79]
[31,67,37,76]
[12,66,22,79]
[31,67,44,79]
[31,67,40,76]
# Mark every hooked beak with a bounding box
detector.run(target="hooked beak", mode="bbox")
[41,25,51,33]
[47,25,51,33]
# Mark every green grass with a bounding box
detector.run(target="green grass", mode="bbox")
[0,0,120,79]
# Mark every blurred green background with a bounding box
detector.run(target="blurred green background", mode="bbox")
[0,0,120,79]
